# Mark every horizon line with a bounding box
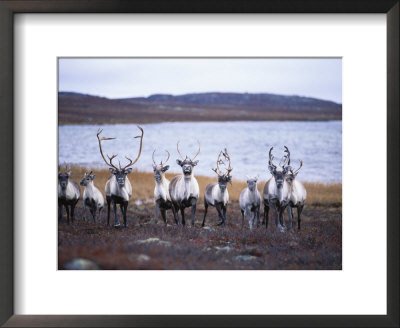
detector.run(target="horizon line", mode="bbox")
[58,90,342,105]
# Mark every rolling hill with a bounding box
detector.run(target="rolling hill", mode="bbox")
[58,91,342,125]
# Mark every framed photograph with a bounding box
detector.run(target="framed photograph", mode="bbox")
[1,1,398,327]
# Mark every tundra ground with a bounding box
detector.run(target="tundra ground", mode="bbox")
[58,167,342,270]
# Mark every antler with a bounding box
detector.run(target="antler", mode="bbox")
[268,147,277,169]
[212,151,224,176]
[161,150,170,165]
[192,140,201,161]
[177,140,200,161]
[120,125,144,170]
[222,148,233,177]
[97,128,118,169]
[212,148,233,177]
[153,149,170,166]
[291,159,303,175]
[283,145,291,166]
[176,141,184,160]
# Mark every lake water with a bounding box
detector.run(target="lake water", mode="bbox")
[59,121,341,183]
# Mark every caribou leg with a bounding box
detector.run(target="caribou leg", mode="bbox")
[273,204,285,231]
[82,202,87,221]
[180,207,186,226]
[106,196,111,226]
[190,198,197,227]
[71,201,77,223]
[58,200,62,221]
[264,204,269,229]
[154,201,160,224]
[277,208,286,232]
[255,205,260,227]
[245,205,253,230]
[280,206,286,228]
[90,207,95,223]
[98,207,103,223]
[161,208,167,224]
[121,202,128,228]
[113,199,121,228]
[241,210,245,228]
[287,205,294,230]
[65,205,70,224]
[172,204,181,225]
[297,205,303,230]
[222,205,227,225]
[216,203,225,226]
[202,202,208,227]
[274,206,279,227]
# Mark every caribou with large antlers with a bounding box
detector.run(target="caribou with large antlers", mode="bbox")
[285,159,307,230]
[97,126,144,228]
[58,165,80,224]
[202,148,233,227]
[262,146,291,231]
[168,141,201,227]
[152,149,174,225]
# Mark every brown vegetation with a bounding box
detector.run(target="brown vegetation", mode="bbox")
[58,166,342,270]
[66,165,342,205]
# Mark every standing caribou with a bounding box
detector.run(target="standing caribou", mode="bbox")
[80,171,104,223]
[152,149,173,225]
[96,126,144,228]
[262,147,291,231]
[169,141,200,227]
[285,159,307,230]
[58,166,80,224]
[202,149,232,227]
[239,175,261,230]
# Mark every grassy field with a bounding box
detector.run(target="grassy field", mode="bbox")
[58,166,342,270]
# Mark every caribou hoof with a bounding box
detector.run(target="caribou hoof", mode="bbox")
[114,223,121,229]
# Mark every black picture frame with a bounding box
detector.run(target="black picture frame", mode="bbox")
[0,1,398,327]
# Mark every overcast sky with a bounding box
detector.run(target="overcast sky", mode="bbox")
[59,58,342,103]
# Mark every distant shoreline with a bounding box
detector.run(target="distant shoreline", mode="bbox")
[58,91,342,125]
[59,119,342,126]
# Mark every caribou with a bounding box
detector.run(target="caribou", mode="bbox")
[239,175,261,230]
[80,171,104,223]
[96,126,144,228]
[58,166,80,224]
[202,149,233,227]
[152,149,173,225]
[285,159,307,230]
[169,141,200,227]
[262,147,291,231]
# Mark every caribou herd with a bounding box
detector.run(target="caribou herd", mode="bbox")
[58,126,306,232]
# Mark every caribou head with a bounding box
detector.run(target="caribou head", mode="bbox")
[268,146,291,188]
[80,171,96,186]
[286,159,303,184]
[212,148,233,192]
[176,141,200,176]
[58,165,71,189]
[152,149,170,182]
[96,126,144,187]
[246,175,259,192]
